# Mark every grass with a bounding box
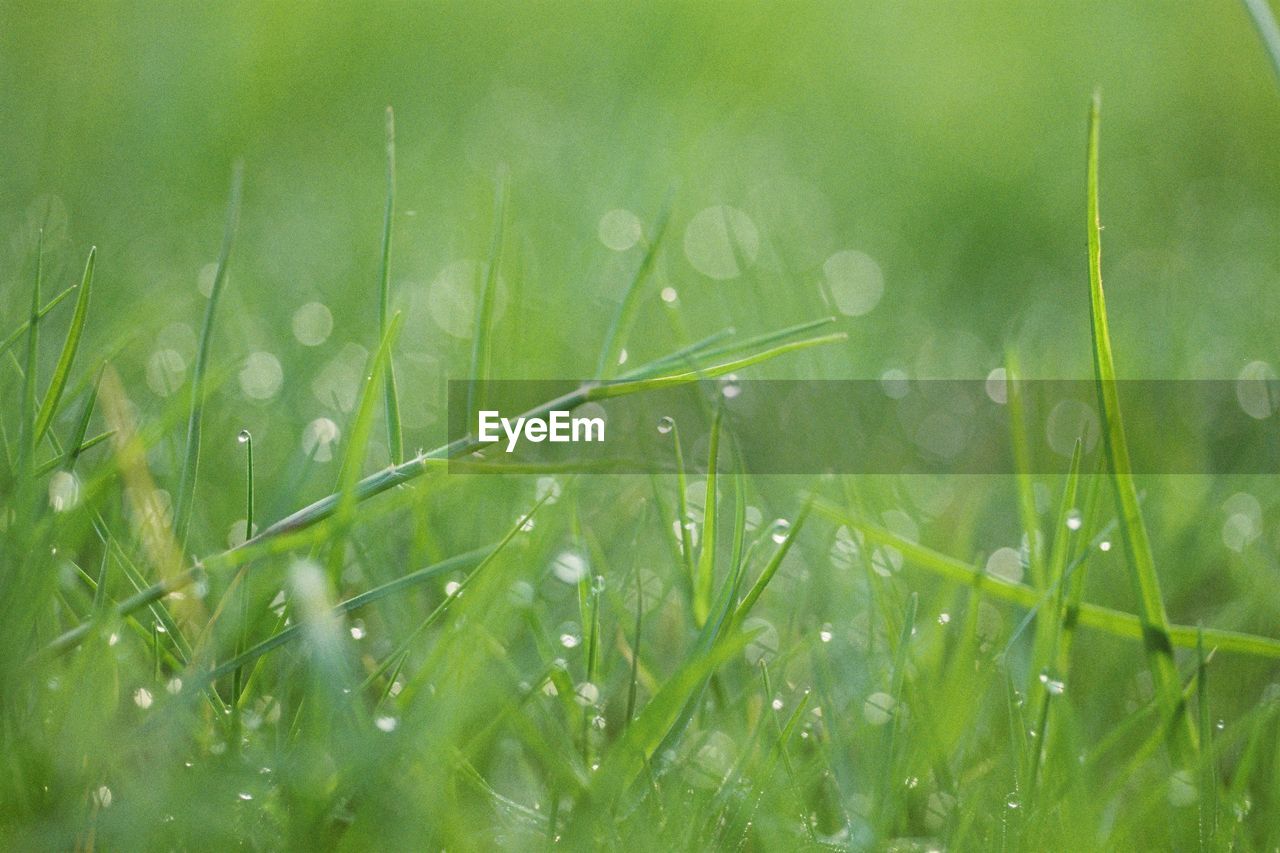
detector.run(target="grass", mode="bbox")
[5,12,1280,847]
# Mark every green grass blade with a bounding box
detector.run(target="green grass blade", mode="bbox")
[1084,94,1195,759]
[596,192,673,380]
[0,281,79,362]
[174,162,243,547]
[693,406,722,626]
[731,499,812,628]
[1244,0,1280,84]
[33,247,95,444]
[466,168,509,421]
[379,105,404,463]
[811,498,1280,659]
[19,230,43,476]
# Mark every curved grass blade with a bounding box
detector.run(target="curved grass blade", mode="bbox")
[33,247,95,444]
[174,162,243,547]
[1085,94,1195,759]
[1244,0,1280,85]
[379,105,403,462]
[19,230,43,476]
[42,326,844,657]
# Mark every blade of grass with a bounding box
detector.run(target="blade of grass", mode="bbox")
[1085,94,1195,759]
[174,162,244,547]
[0,280,79,362]
[596,192,674,379]
[693,406,722,626]
[33,247,95,444]
[1244,0,1280,84]
[379,106,403,462]
[466,168,509,421]
[19,230,43,477]
[811,498,1280,659]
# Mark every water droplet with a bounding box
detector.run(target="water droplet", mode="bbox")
[551,550,588,584]
[133,688,153,709]
[822,249,884,316]
[574,682,600,706]
[769,519,791,544]
[684,205,760,280]
[291,302,334,346]
[94,785,113,808]
[818,624,834,643]
[166,678,183,695]
[591,575,606,594]
[535,476,562,504]
[937,612,951,625]
[300,418,341,462]
[1066,509,1082,531]
[375,716,398,733]
[349,621,366,640]
[771,697,784,711]
[985,367,1008,404]
[1038,671,1065,696]
[863,692,895,726]
[721,375,741,399]
[905,776,919,790]
[444,581,462,597]
[1099,540,1112,552]
[146,349,187,397]
[598,208,642,252]
[657,416,675,435]
[238,792,254,802]
[48,471,81,513]
[558,622,582,649]
[1006,794,1021,810]
[660,286,679,304]
[238,352,283,400]
[1215,718,1225,731]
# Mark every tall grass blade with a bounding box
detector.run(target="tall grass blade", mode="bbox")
[33,247,95,444]
[466,168,508,421]
[1084,94,1195,759]
[693,406,722,625]
[379,106,404,462]
[174,162,244,546]
[596,192,673,379]
[19,230,43,476]
[0,281,79,362]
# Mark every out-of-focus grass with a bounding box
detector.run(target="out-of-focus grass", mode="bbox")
[4,2,1280,849]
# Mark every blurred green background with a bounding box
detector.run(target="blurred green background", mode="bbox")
[5,1,1280,848]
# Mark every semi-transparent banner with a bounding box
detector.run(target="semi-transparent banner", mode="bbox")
[446,379,1280,474]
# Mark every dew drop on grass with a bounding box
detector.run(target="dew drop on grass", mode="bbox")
[166,678,183,695]
[1038,671,1065,696]
[301,418,341,462]
[551,550,588,584]
[146,349,187,397]
[985,367,1008,404]
[818,624,834,643]
[657,416,674,434]
[133,688,153,709]
[94,786,113,808]
[349,621,366,640]
[937,612,951,625]
[598,208,642,251]
[591,574,606,594]
[822,249,884,317]
[768,519,791,544]
[375,716,399,733]
[291,302,334,346]
[558,622,582,649]
[574,682,600,706]
[771,697,784,711]
[684,205,760,280]
[1168,769,1199,807]
[1066,509,1082,531]
[237,792,253,802]
[1099,540,1112,552]
[444,581,462,597]
[863,692,895,726]
[535,476,562,503]
[660,286,679,304]
[226,519,258,549]
[986,547,1024,584]
[721,375,741,399]
[48,471,81,513]
[239,352,283,400]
